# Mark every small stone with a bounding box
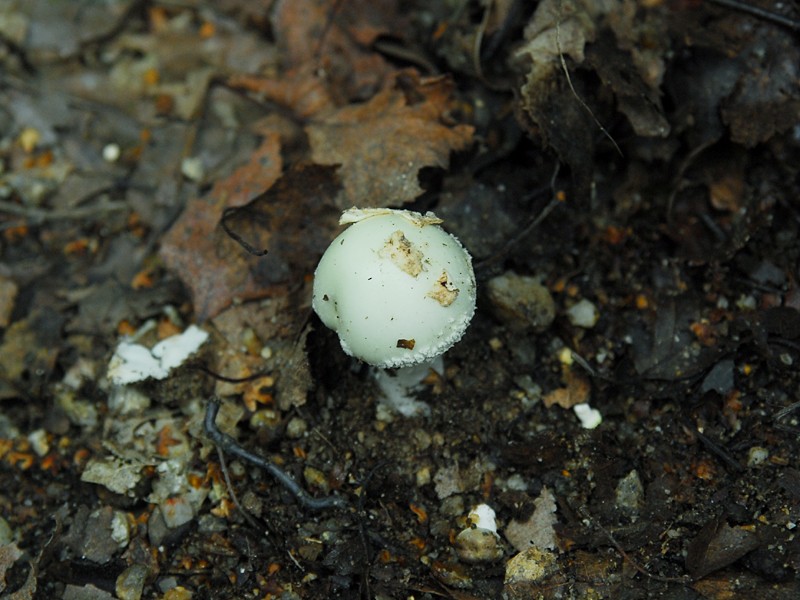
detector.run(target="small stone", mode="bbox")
[455,527,504,563]
[303,466,330,493]
[57,389,99,428]
[285,417,308,439]
[103,143,121,162]
[160,496,195,529]
[162,587,193,600]
[487,272,555,331]
[181,156,205,182]
[566,299,599,328]
[111,511,131,547]
[116,564,148,600]
[63,584,115,600]
[27,429,49,456]
[505,546,557,583]
[747,446,769,467]
[615,470,644,516]
[573,402,602,429]
[416,465,431,487]
[467,504,498,532]
[430,561,473,589]
[81,457,142,495]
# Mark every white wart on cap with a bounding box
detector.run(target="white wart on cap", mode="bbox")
[312,207,476,369]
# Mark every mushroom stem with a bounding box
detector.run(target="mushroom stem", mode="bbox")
[373,356,444,417]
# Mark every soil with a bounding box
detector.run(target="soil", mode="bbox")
[1,1,799,599]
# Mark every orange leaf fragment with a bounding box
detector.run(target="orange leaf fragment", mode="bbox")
[307,72,474,208]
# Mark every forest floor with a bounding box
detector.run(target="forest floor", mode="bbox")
[1,1,800,599]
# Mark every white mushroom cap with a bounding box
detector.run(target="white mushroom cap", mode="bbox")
[312,207,476,369]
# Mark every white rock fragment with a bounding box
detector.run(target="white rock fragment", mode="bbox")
[455,504,504,563]
[102,143,120,162]
[566,298,599,328]
[27,429,49,457]
[573,402,602,429]
[181,156,205,182]
[469,503,498,533]
[160,496,195,529]
[110,511,131,547]
[747,446,769,467]
[81,457,143,495]
[107,325,208,385]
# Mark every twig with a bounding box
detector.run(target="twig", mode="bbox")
[555,1,622,157]
[691,426,745,473]
[204,399,348,510]
[578,506,693,585]
[0,199,128,222]
[774,400,800,434]
[215,444,262,530]
[220,207,269,256]
[707,0,800,31]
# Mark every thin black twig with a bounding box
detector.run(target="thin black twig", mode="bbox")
[578,506,693,585]
[193,364,270,384]
[204,399,348,510]
[707,0,800,31]
[692,426,745,473]
[220,207,269,256]
[215,445,262,530]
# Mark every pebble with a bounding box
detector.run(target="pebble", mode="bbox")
[566,298,600,328]
[116,564,148,600]
[747,446,769,467]
[455,526,504,563]
[180,156,205,182]
[160,496,194,529]
[285,416,307,439]
[573,402,602,429]
[103,143,121,162]
[486,272,556,331]
[504,546,558,598]
[615,470,644,516]
[27,428,49,456]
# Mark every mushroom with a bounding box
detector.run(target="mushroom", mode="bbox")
[312,207,476,415]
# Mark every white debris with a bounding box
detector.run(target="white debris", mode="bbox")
[108,325,208,385]
[573,402,602,429]
[102,143,120,162]
[566,298,599,328]
[469,504,498,534]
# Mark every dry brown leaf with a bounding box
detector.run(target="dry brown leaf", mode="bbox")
[307,72,474,207]
[159,133,283,320]
[543,368,590,409]
[272,0,396,103]
[513,0,670,190]
[228,66,336,119]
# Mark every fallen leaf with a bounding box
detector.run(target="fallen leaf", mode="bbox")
[543,368,590,409]
[159,133,285,320]
[686,518,760,579]
[272,0,397,102]
[307,71,474,207]
[505,487,559,553]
